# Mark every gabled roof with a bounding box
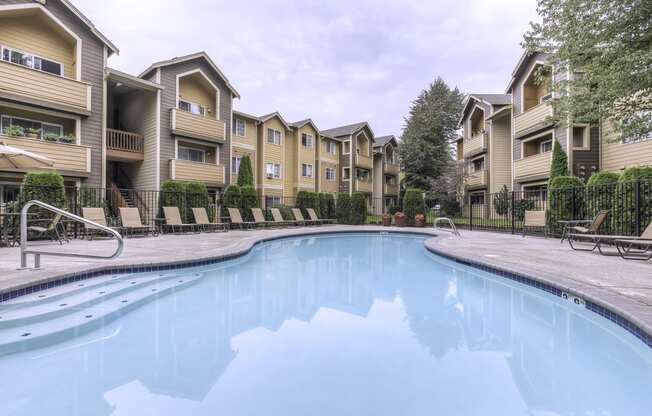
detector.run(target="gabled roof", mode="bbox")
[259,112,292,130]
[233,110,259,122]
[106,67,163,92]
[58,0,119,55]
[139,52,240,98]
[458,93,512,127]
[289,119,320,133]
[373,135,397,148]
[505,50,549,93]
[321,122,373,139]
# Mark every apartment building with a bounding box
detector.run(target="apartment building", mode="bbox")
[455,94,512,206]
[0,0,118,202]
[372,135,400,209]
[231,110,258,186]
[315,133,341,194]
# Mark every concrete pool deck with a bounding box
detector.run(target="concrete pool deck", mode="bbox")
[0,226,650,341]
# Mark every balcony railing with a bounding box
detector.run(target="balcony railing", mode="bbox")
[384,162,399,175]
[0,135,91,176]
[170,159,225,186]
[514,152,552,182]
[171,109,226,143]
[514,101,553,137]
[106,129,144,161]
[355,153,373,170]
[463,133,487,158]
[466,169,488,189]
[384,183,399,195]
[356,179,373,193]
[0,60,92,115]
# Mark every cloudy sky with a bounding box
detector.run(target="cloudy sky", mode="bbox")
[77,0,539,137]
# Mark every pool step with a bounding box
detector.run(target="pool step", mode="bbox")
[0,272,192,329]
[0,272,204,356]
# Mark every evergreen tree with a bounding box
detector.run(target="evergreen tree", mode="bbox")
[237,155,254,187]
[549,140,569,183]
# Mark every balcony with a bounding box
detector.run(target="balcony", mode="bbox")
[106,129,144,162]
[514,152,552,182]
[171,109,226,144]
[466,169,488,189]
[169,159,225,186]
[0,60,92,116]
[463,133,487,158]
[0,135,91,176]
[514,101,553,138]
[356,179,373,193]
[384,162,399,176]
[384,183,399,195]
[355,153,373,170]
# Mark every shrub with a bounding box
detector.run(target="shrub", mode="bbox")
[547,175,585,233]
[296,191,319,215]
[403,188,426,226]
[336,193,351,224]
[240,185,259,221]
[185,182,211,222]
[612,166,652,235]
[493,185,510,216]
[389,205,401,215]
[161,180,187,220]
[236,155,254,187]
[549,140,569,182]
[585,171,620,233]
[223,184,241,219]
[319,193,336,219]
[512,198,535,222]
[350,192,367,225]
[18,171,66,209]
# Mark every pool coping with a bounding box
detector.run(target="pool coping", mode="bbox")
[1,227,650,350]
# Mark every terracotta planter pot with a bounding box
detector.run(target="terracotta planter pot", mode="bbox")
[415,214,425,228]
[394,212,406,227]
[382,213,392,227]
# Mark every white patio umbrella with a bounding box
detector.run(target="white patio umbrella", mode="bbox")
[0,141,54,169]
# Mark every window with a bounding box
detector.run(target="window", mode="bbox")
[178,146,205,162]
[342,167,351,180]
[540,139,553,153]
[385,175,396,185]
[573,125,590,149]
[325,141,336,154]
[266,162,281,179]
[1,46,63,76]
[301,163,313,178]
[231,156,242,174]
[0,115,63,139]
[471,157,485,172]
[267,128,281,145]
[301,133,313,148]
[265,196,282,207]
[539,93,553,104]
[356,168,370,181]
[343,141,351,154]
[178,99,205,116]
[233,118,246,136]
[326,167,336,181]
[469,192,485,205]
[524,184,548,201]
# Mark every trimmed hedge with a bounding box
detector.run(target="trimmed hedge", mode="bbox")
[223,184,241,220]
[161,180,211,222]
[613,166,652,235]
[237,155,254,187]
[586,171,620,233]
[240,185,259,221]
[318,192,336,219]
[547,176,585,233]
[18,171,66,213]
[297,191,318,216]
[350,192,367,225]
[403,188,426,226]
[336,193,351,224]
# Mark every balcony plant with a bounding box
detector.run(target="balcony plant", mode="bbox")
[4,125,24,137]
[59,134,75,144]
[394,211,406,227]
[44,133,59,142]
[26,128,41,139]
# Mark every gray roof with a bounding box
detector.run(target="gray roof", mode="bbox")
[259,112,292,130]
[373,135,396,148]
[321,122,370,138]
[233,110,259,121]
[472,94,512,106]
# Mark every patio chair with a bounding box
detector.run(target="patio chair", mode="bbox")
[307,208,335,225]
[251,208,277,228]
[570,221,652,256]
[292,208,314,226]
[163,207,198,234]
[568,210,609,235]
[192,207,227,232]
[119,207,157,237]
[270,208,296,227]
[522,210,546,237]
[614,237,652,261]
[82,207,122,240]
[227,207,256,230]
[27,213,68,244]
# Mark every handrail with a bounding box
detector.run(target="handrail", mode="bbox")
[433,217,461,237]
[20,200,124,270]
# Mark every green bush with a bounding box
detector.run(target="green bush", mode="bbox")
[493,185,510,216]
[296,191,319,215]
[18,171,66,209]
[549,140,569,182]
[240,185,259,221]
[223,184,241,219]
[438,194,461,217]
[612,166,652,235]
[512,198,535,222]
[547,176,585,233]
[403,188,426,226]
[585,171,620,233]
[160,180,210,222]
[319,193,336,219]
[350,192,367,225]
[336,193,351,224]
[236,155,254,187]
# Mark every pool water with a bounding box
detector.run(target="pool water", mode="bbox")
[0,233,650,415]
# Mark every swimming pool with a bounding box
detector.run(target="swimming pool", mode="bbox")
[0,233,650,415]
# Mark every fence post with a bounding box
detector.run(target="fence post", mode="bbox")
[511,191,515,235]
[571,186,576,221]
[635,179,641,236]
[468,199,473,231]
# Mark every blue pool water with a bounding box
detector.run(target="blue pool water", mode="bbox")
[0,233,650,415]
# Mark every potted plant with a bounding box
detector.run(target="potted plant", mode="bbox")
[4,125,24,137]
[44,133,59,142]
[382,212,392,226]
[59,134,74,144]
[394,211,406,227]
[26,128,40,139]
[415,213,425,228]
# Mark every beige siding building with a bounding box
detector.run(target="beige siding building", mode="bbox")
[231,110,259,186]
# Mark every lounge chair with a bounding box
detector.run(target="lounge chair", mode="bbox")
[570,221,652,256]
[568,210,609,235]
[163,206,198,233]
[28,212,68,244]
[251,208,276,228]
[522,210,546,237]
[292,208,314,226]
[270,208,295,227]
[307,208,335,225]
[192,207,227,232]
[82,207,122,239]
[120,207,157,237]
[227,208,256,230]
[614,238,652,261]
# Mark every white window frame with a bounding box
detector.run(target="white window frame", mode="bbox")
[178,99,206,116]
[572,124,591,150]
[0,115,64,138]
[342,140,351,155]
[178,145,206,163]
[342,167,351,181]
[233,118,246,137]
[539,139,553,154]
[1,45,64,76]
[267,128,281,145]
[301,163,313,178]
[326,167,336,181]
[325,141,336,154]
[469,155,485,173]
[301,133,314,148]
[266,162,281,179]
[231,155,242,174]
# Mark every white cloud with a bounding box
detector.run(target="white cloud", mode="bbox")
[74,0,539,137]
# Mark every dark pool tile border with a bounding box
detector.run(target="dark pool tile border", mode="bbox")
[424,244,652,350]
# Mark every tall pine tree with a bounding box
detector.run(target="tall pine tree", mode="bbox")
[237,155,254,187]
